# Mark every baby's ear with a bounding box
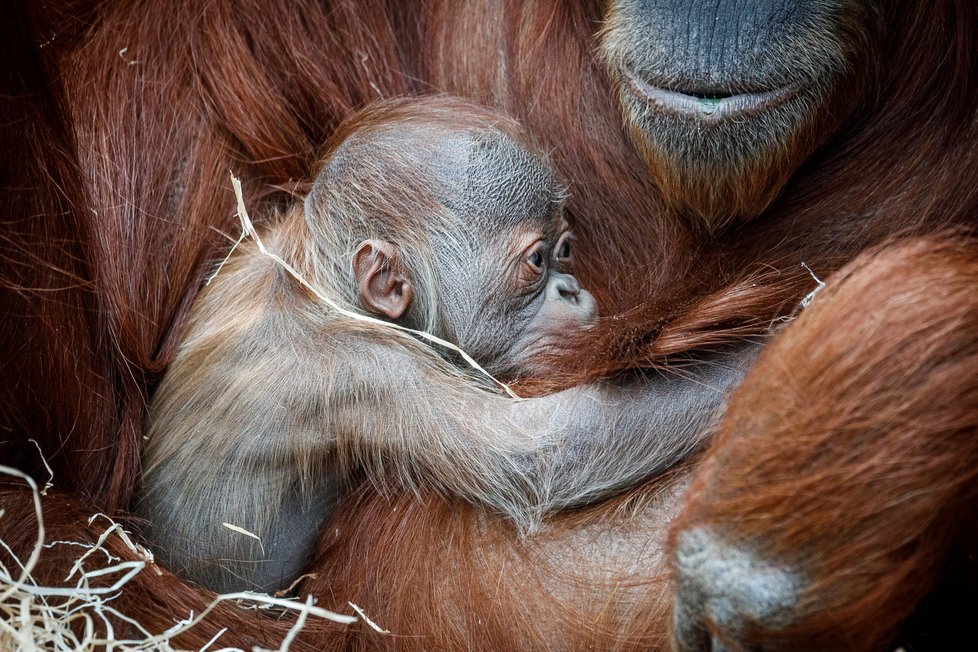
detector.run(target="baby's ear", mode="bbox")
[352,240,414,320]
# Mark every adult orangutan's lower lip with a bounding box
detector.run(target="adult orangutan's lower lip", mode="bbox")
[624,71,796,120]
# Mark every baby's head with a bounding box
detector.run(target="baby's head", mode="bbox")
[304,96,597,376]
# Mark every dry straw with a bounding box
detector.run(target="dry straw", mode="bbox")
[0,464,359,651]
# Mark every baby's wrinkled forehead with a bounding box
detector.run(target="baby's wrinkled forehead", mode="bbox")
[454,131,565,228]
[316,123,564,224]
[371,125,563,226]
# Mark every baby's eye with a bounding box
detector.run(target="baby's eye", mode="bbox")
[526,246,546,273]
[554,232,574,265]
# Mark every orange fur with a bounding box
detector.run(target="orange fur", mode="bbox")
[670,237,978,650]
[2,0,977,648]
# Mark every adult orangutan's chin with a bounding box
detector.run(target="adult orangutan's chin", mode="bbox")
[600,0,870,231]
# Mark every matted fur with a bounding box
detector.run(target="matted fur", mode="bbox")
[671,237,978,650]
[1,0,977,648]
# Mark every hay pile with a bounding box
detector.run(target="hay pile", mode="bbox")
[0,465,358,651]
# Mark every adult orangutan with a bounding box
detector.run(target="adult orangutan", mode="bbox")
[1,0,976,650]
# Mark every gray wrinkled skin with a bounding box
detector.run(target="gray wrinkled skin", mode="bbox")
[674,527,802,651]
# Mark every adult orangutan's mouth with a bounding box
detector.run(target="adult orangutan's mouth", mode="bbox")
[624,70,798,121]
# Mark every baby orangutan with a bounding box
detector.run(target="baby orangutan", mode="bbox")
[137,97,750,592]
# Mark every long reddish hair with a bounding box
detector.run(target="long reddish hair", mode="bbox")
[4,0,976,508]
[1,1,976,647]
